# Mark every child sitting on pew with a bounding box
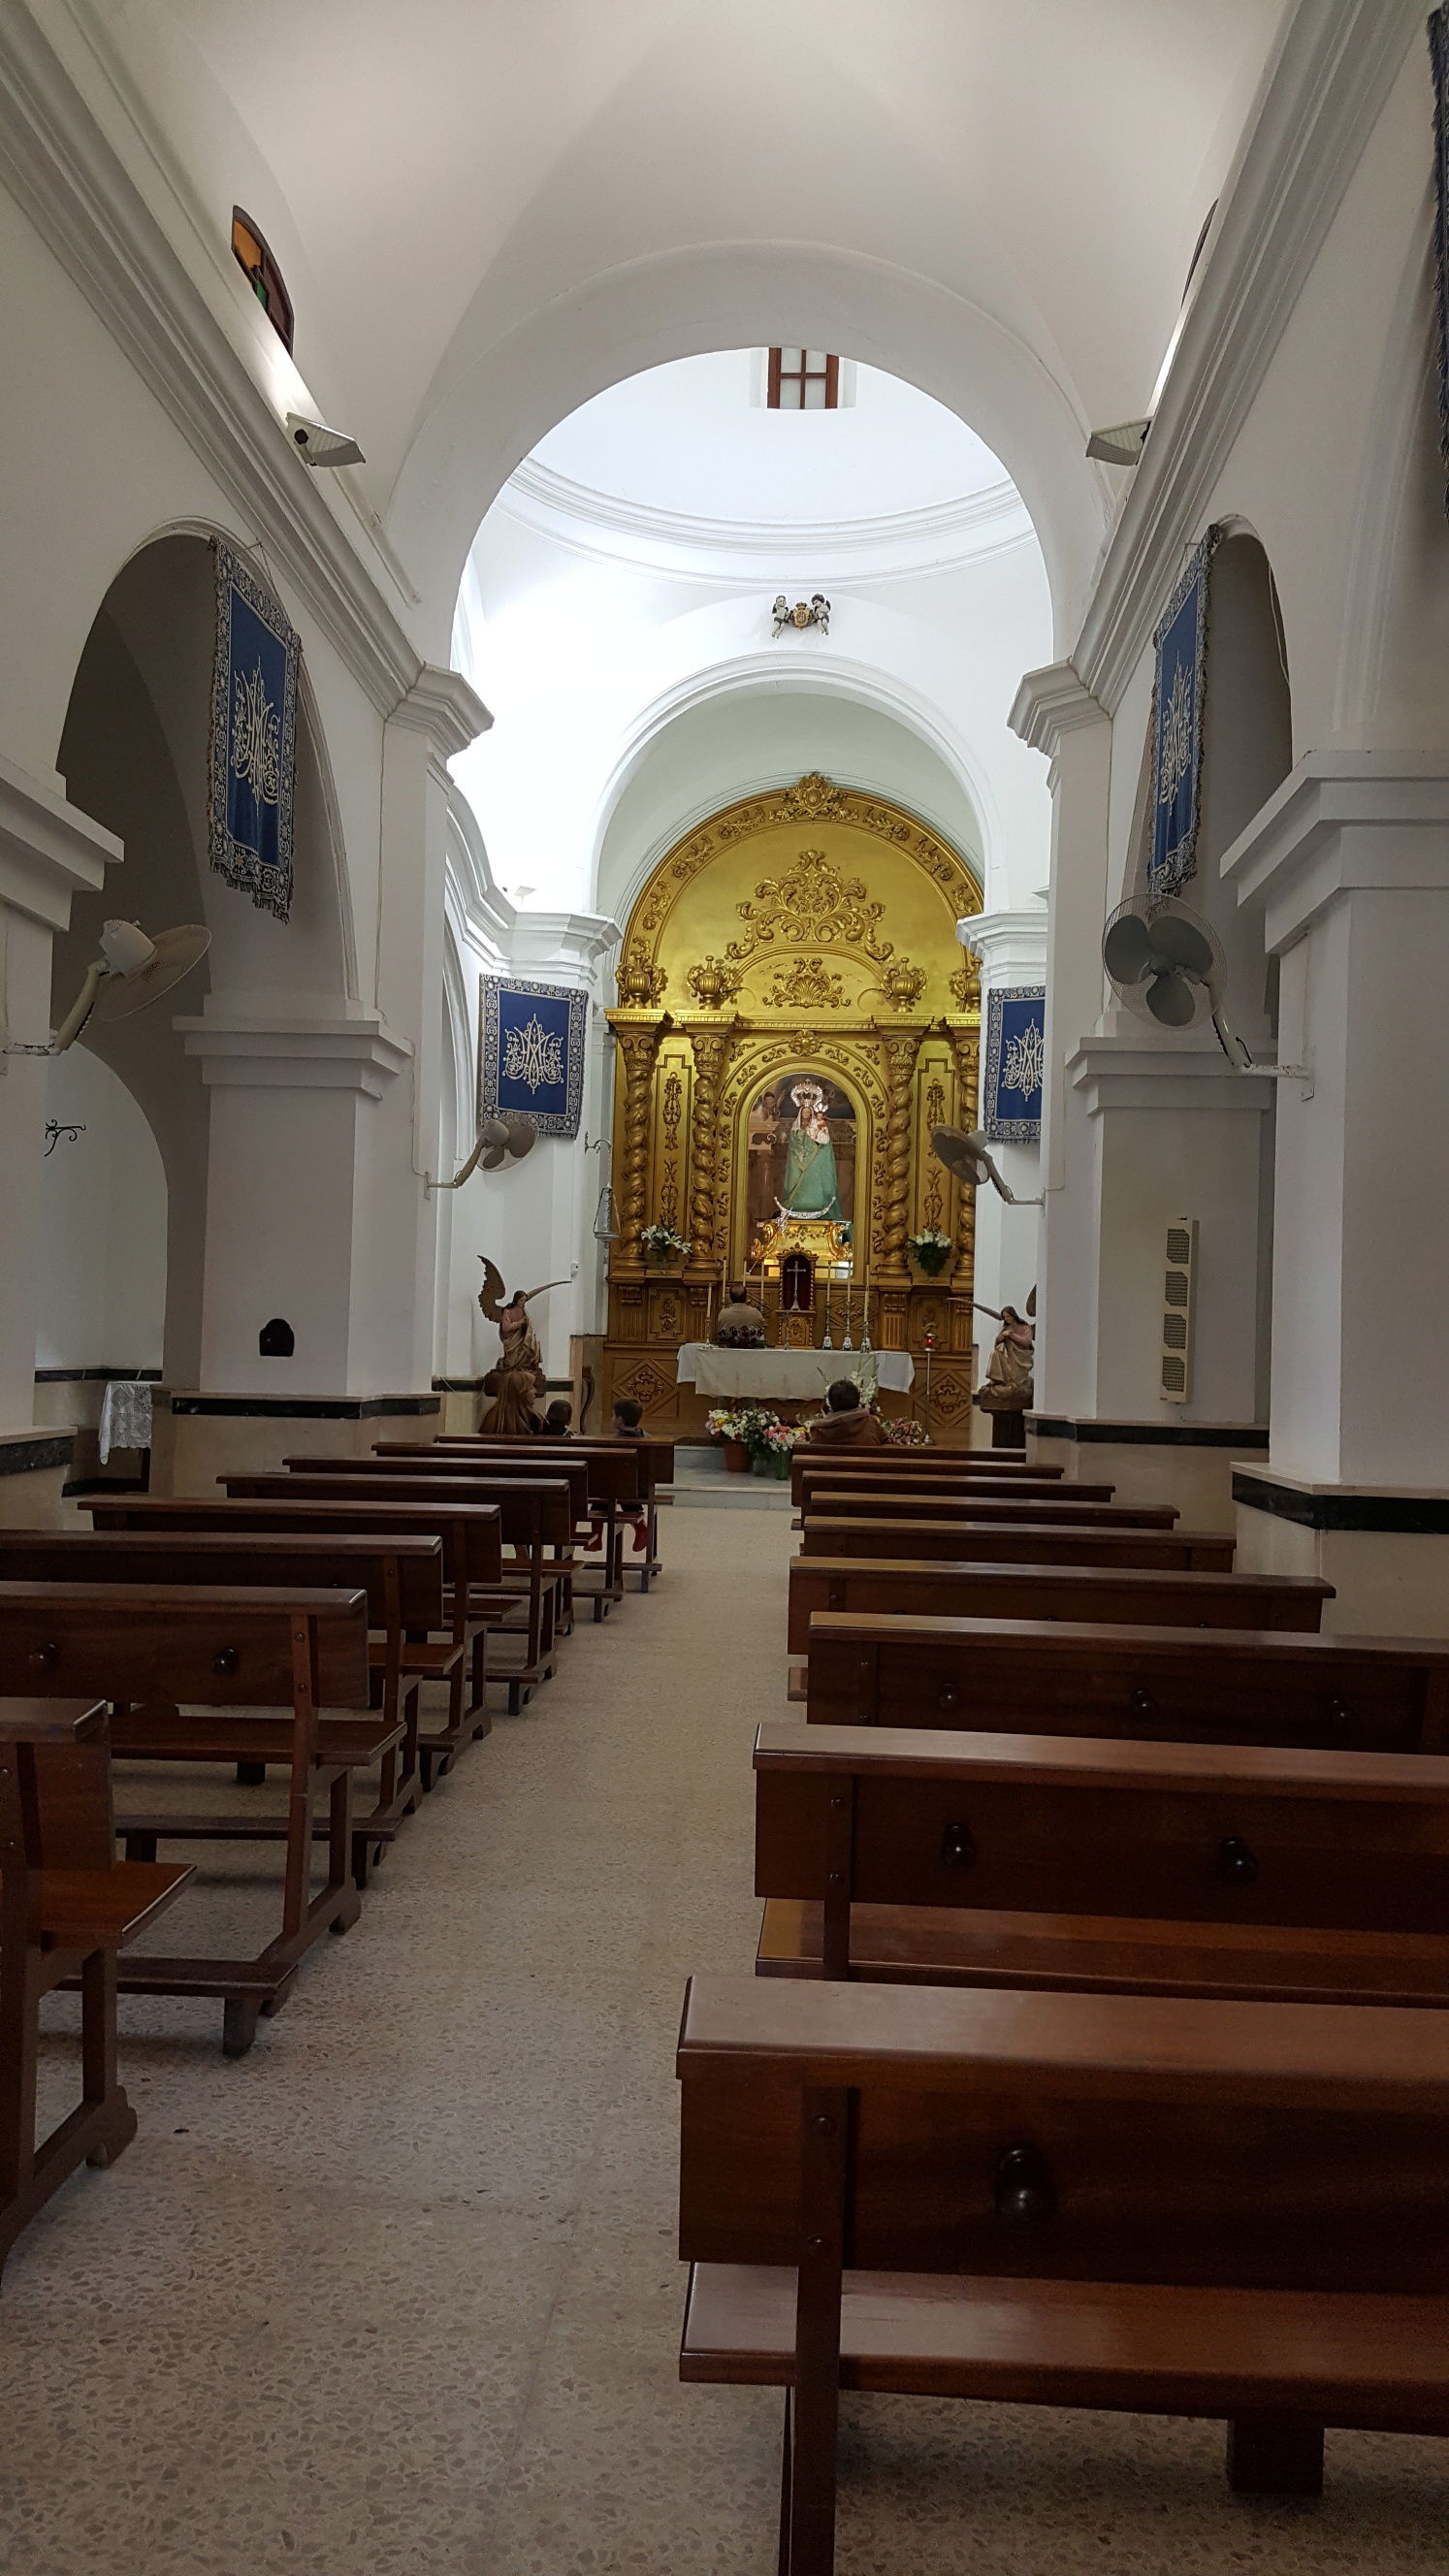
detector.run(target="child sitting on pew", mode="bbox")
[539,1400,573,1435]
[585,1398,651,1553]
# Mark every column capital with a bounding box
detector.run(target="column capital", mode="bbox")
[508,909,622,986]
[1008,660,1108,758]
[956,905,1049,985]
[1223,752,1449,952]
[177,1007,411,1097]
[1067,1037,1277,1117]
[0,750,118,929]
[388,665,493,764]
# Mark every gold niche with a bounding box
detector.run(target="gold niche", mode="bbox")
[603,775,983,1435]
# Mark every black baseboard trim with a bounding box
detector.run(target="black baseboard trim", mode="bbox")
[1233,1470,1449,1533]
[1030,1417,1270,1450]
[166,1395,440,1421]
[35,1368,163,1384]
[0,1434,75,1477]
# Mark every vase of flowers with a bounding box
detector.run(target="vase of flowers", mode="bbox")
[755,1418,800,1478]
[733,1403,783,1472]
[640,1221,690,1267]
[906,1228,953,1277]
[883,1414,931,1448]
[705,1406,752,1472]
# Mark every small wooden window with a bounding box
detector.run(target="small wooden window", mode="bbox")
[767,349,839,410]
[232,209,294,354]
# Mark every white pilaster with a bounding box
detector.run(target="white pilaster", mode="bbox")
[955,904,1047,1323]
[0,752,117,1435]
[1224,753,1449,1489]
[1008,661,1111,1413]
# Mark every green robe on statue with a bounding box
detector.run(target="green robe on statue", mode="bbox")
[781,1126,841,1217]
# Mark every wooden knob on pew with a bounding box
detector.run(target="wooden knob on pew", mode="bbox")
[213,1646,241,1676]
[28,1642,59,1672]
[1216,1835,1258,1885]
[937,1685,961,1712]
[941,1819,977,1870]
[1131,1686,1156,1719]
[993,2142,1056,2227]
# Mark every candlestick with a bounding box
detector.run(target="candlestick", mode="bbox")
[841,1282,853,1349]
[861,1286,873,1352]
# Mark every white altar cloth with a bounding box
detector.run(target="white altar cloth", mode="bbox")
[675,1345,914,1401]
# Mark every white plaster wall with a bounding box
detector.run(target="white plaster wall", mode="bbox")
[35,1047,167,1371]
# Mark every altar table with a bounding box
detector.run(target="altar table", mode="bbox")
[675,1345,915,1401]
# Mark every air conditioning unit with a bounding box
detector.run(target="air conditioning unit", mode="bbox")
[1160,1217,1198,1403]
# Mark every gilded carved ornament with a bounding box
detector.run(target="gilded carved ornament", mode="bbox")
[684,954,744,1010]
[725,849,895,967]
[616,947,668,1007]
[763,956,847,1011]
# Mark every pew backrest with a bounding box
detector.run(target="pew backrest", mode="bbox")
[799,1491,1175,1530]
[0,1583,370,1709]
[798,1518,1235,1571]
[790,1452,1065,1501]
[806,1614,1449,1752]
[754,1718,1449,1951]
[786,1558,1333,1651]
[220,1477,531,1566]
[0,1529,444,1634]
[295,1449,597,1515]
[88,1495,502,1586]
[677,1972,1449,2294]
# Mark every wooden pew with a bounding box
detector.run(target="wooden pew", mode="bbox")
[355,1447,625,1616]
[796,1470,1116,1510]
[791,1451,1065,1502]
[753,1718,1449,1999]
[678,1973,1449,2561]
[0,1696,192,2280]
[227,1473,569,1712]
[797,1491,1175,1531]
[787,1560,1333,1658]
[420,1434,671,1592]
[806,1615,1449,1750]
[0,1583,373,2055]
[93,1494,499,1781]
[0,1528,445,1870]
[798,1519,1235,1570]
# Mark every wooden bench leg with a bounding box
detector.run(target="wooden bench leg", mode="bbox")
[1225,2413,1325,2498]
[236,1761,267,1787]
[223,1995,265,2059]
[80,1949,134,2168]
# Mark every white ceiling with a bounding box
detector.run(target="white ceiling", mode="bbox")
[92,0,1290,630]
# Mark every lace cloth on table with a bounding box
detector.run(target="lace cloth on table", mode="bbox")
[99,1380,153,1462]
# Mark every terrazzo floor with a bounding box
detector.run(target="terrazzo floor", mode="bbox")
[3,1502,1447,2573]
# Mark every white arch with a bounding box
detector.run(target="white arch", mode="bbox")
[390,244,1108,658]
[589,652,1000,935]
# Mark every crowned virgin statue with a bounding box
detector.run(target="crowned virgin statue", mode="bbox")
[779,1080,842,1219]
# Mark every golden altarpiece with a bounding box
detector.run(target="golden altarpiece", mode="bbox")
[601,775,982,1437]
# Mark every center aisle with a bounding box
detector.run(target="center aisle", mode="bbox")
[1,1503,1443,2572]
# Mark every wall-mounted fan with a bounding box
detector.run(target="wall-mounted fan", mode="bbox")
[1102,896,1250,1066]
[3,918,212,1055]
[930,1125,1044,1208]
[427,1110,538,1195]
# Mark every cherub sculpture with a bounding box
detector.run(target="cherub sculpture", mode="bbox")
[476,1259,567,1433]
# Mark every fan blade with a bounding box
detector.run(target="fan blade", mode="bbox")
[1146,913,1215,978]
[1103,913,1154,983]
[1145,969,1200,1029]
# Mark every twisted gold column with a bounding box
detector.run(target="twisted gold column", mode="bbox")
[950,1021,981,1292]
[876,1026,921,1285]
[686,1024,732,1271]
[612,1019,666,1273]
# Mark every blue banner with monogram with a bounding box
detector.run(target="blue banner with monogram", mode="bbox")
[479,977,587,1138]
[1432,6,1449,511]
[982,986,1046,1143]
[1147,526,1220,898]
[208,539,299,921]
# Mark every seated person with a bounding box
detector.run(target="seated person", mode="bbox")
[801,1377,888,1450]
[587,1398,651,1554]
[539,1399,573,1435]
[715,1281,766,1346]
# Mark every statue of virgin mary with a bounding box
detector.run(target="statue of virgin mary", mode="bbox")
[778,1079,842,1219]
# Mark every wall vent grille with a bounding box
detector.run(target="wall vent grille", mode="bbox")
[1160,1218,1198,1404]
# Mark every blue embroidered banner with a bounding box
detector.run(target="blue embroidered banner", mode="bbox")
[1432,6,1449,511]
[1147,527,1220,897]
[982,986,1046,1143]
[479,977,587,1138]
[208,539,298,921]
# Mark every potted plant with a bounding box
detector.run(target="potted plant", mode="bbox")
[757,1418,801,1479]
[640,1220,690,1268]
[736,1403,783,1473]
[906,1228,953,1277]
[705,1406,752,1473]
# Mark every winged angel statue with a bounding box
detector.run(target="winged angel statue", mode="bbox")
[928,1125,1045,1208]
[476,1259,568,1433]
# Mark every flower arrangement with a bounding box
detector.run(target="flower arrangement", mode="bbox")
[883,1414,931,1447]
[757,1417,801,1477]
[640,1221,690,1264]
[716,1321,764,1348]
[906,1228,953,1277]
[704,1407,748,1443]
